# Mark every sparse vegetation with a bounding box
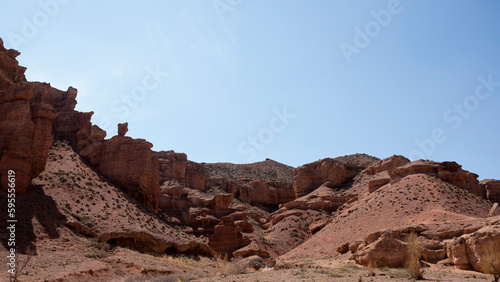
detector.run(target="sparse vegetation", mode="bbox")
[150,273,196,282]
[367,259,377,276]
[224,258,249,275]
[214,253,249,275]
[80,237,111,259]
[10,248,33,282]
[79,214,95,228]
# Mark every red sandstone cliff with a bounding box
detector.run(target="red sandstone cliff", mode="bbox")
[0,39,159,212]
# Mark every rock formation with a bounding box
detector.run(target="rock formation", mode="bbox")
[367,173,391,193]
[282,184,355,212]
[292,155,377,198]
[185,161,206,191]
[0,39,160,213]
[352,230,410,268]
[481,179,500,203]
[117,122,128,136]
[293,159,354,198]
[156,151,206,191]
[97,129,160,213]
[158,157,295,211]
[363,155,410,175]
[208,215,251,258]
[159,183,234,234]
[446,222,500,272]
[3,36,500,280]
[46,86,93,147]
[0,38,26,87]
[156,150,188,182]
[0,39,59,193]
[351,217,500,271]
[389,160,483,197]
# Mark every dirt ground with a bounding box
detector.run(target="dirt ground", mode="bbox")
[196,257,493,282]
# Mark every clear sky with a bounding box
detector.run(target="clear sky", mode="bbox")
[1,0,499,179]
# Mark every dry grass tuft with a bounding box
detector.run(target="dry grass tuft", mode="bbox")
[79,237,111,259]
[150,273,196,282]
[10,248,34,282]
[223,258,248,275]
[214,253,249,275]
[367,259,377,276]
[214,253,229,275]
[405,231,424,280]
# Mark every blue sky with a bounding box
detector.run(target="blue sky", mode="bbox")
[1,0,499,179]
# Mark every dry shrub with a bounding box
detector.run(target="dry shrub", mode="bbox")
[83,238,111,259]
[214,253,248,275]
[10,248,33,282]
[223,258,248,275]
[483,240,500,282]
[248,256,265,270]
[405,231,424,280]
[367,259,377,276]
[214,253,229,275]
[151,273,196,282]
[123,276,146,282]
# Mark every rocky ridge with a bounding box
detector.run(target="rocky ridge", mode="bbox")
[1,38,500,280]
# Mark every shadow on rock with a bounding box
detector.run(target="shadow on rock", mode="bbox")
[0,184,67,254]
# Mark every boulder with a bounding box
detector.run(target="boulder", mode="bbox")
[352,232,408,267]
[364,155,410,175]
[337,242,349,254]
[117,122,128,136]
[446,237,470,269]
[233,241,270,259]
[446,225,500,272]
[293,158,357,197]
[309,217,329,234]
[481,179,500,203]
[350,225,452,267]
[368,173,391,193]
